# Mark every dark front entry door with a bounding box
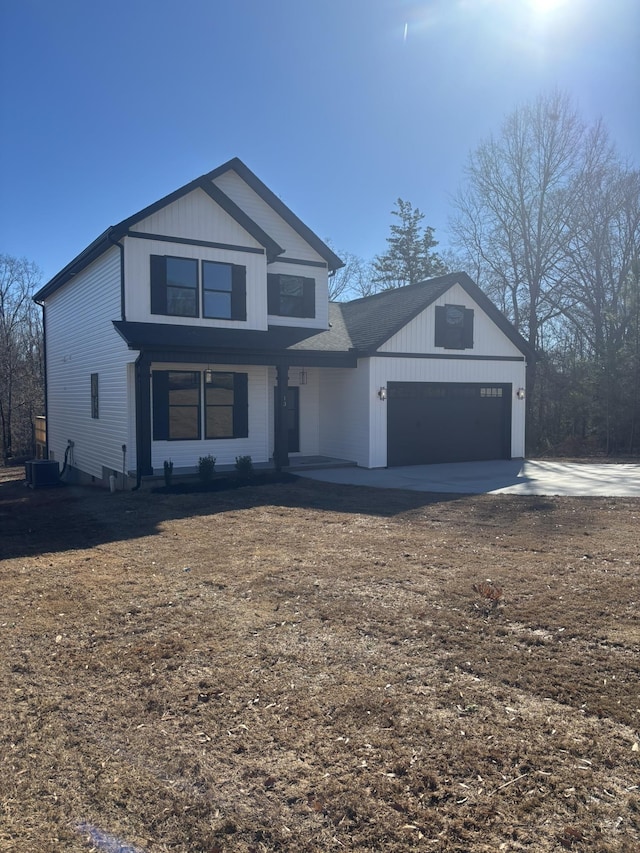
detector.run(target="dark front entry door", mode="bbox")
[275,386,300,453]
[387,382,511,466]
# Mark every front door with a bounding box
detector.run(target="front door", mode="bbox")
[274,386,300,453]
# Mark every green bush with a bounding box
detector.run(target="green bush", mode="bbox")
[234,455,253,478]
[198,454,216,484]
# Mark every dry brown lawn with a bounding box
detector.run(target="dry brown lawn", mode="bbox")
[0,465,638,852]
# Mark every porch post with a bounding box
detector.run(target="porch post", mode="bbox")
[274,362,289,471]
[135,354,153,478]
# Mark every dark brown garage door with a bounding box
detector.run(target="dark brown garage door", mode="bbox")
[387,382,511,466]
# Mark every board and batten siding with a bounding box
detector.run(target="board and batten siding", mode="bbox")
[379,283,525,359]
[131,188,265,250]
[367,356,527,468]
[318,363,371,467]
[150,363,271,472]
[44,247,135,480]
[213,171,327,264]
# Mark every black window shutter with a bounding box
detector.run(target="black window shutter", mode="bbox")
[434,306,446,347]
[231,265,247,320]
[150,256,167,315]
[302,277,315,318]
[267,274,280,314]
[462,309,474,348]
[152,371,169,440]
[232,373,249,437]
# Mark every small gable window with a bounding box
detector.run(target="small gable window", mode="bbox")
[267,274,315,318]
[435,304,474,350]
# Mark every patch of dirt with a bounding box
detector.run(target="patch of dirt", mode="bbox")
[1,466,638,852]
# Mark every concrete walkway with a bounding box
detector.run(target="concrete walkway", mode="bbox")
[298,459,640,497]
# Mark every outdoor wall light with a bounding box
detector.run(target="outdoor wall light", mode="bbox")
[298,370,308,385]
[516,387,525,400]
[378,387,387,401]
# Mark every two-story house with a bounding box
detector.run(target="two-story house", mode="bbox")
[34,158,533,487]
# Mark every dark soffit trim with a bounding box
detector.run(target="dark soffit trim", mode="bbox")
[268,256,327,269]
[368,351,526,362]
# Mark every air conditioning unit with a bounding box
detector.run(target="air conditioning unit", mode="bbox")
[26,459,60,488]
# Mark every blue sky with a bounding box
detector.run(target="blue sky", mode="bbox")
[1,0,638,285]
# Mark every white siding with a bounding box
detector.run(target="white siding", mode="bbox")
[45,247,135,480]
[132,188,264,248]
[367,356,527,467]
[380,283,524,358]
[318,363,371,467]
[212,171,328,264]
[150,363,271,472]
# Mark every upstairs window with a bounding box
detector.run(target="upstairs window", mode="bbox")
[151,256,198,317]
[202,261,246,320]
[150,256,246,320]
[267,273,315,318]
[435,304,474,349]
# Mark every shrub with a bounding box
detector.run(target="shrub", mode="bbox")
[198,454,216,484]
[235,455,253,478]
[163,459,173,487]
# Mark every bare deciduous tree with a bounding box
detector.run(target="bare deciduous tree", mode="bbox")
[450,90,640,452]
[324,240,376,301]
[0,254,43,461]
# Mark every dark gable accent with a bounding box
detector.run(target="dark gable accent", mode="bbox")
[434,304,474,350]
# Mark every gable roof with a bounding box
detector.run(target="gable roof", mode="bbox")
[34,158,343,301]
[338,272,535,359]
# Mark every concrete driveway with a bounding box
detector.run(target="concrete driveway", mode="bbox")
[298,459,640,497]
